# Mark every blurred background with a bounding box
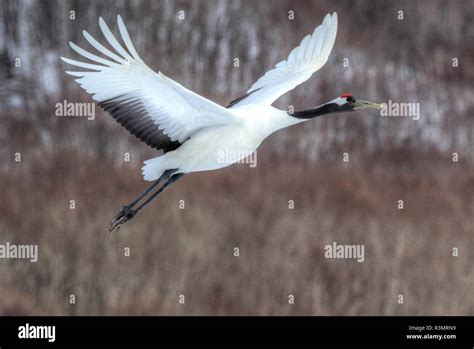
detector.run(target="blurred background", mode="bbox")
[0,0,473,315]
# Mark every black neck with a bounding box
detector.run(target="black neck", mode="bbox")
[289,103,342,119]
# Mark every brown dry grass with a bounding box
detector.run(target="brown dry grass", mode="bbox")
[1,149,472,315]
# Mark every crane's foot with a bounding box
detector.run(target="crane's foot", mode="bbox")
[108,205,136,233]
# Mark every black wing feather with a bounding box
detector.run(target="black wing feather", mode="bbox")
[98,95,182,153]
[226,88,262,108]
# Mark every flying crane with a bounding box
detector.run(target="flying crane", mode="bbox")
[61,13,381,232]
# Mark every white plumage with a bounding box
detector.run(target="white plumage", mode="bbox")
[61,13,338,181]
[236,13,338,106]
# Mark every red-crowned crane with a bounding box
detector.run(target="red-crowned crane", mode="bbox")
[61,13,381,232]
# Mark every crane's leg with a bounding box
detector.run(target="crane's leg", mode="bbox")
[108,170,185,233]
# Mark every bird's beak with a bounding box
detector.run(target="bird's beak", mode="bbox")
[353,100,383,110]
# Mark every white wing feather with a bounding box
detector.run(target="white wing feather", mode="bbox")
[232,12,338,107]
[61,15,235,144]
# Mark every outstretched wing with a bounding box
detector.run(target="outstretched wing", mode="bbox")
[228,12,338,108]
[61,15,236,152]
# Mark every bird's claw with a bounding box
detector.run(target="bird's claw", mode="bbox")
[108,205,136,233]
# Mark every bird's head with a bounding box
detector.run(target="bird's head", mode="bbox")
[290,93,382,119]
[330,93,382,112]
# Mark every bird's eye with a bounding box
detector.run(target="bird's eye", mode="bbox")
[346,96,355,102]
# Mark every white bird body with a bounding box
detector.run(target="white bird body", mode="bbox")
[144,105,299,179]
